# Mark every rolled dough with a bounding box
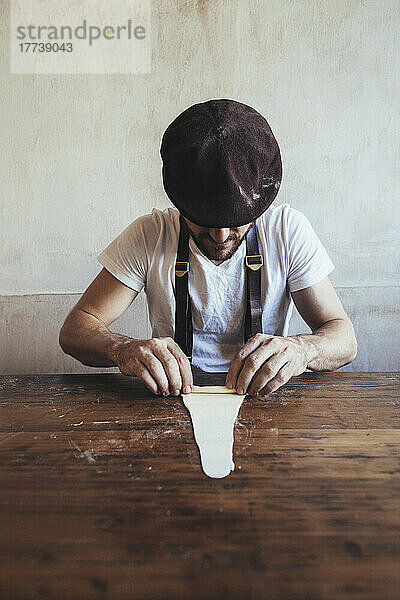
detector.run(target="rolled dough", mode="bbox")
[182,385,246,478]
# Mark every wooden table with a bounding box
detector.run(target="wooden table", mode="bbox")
[0,372,399,600]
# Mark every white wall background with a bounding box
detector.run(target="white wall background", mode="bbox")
[1,0,399,373]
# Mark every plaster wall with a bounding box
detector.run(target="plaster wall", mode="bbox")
[1,0,399,373]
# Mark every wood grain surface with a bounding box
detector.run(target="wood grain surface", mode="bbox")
[0,371,399,600]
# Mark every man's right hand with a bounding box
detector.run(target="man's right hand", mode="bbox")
[59,269,193,396]
[113,336,193,397]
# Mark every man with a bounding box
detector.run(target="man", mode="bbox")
[59,99,357,397]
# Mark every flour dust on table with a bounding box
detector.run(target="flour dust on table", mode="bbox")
[182,385,246,478]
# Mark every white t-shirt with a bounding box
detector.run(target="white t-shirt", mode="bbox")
[97,203,334,372]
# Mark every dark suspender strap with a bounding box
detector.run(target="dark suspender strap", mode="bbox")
[174,215,193,362]
[244,223,263,342]
[174,216,263,358]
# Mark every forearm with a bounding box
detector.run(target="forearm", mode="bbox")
[292,317,357,371]
[59,308,133,367]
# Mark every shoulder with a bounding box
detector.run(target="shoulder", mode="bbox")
[114,207,179,247]
[124,206,179,235]
[258,202,303,240]
[259,203,309,227]
[259,203,316,240]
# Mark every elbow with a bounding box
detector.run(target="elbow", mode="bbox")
[58,322,87,365]
[59,319,73,357]
[344,320,358,366]
[349,335,358,364]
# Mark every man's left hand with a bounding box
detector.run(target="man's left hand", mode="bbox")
[225,333,310,396]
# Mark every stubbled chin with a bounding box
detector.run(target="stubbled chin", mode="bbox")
[205,244,235,261]
[191,233,243,262]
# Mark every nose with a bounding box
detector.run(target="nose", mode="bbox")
[209,228,230,243]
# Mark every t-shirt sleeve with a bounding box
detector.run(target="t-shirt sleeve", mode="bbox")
[285,207,335,292]
[97,214,156,292]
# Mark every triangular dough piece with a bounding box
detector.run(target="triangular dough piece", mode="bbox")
[182,385,246,478]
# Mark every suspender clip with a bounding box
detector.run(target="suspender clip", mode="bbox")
[175,261,190,277]
[245,254,263,271]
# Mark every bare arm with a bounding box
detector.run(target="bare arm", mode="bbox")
[290,276,357,371]
[225,277,357,395]
[59,268,139,367]
[59,268,193,396]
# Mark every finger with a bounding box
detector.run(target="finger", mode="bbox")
[225,334,267,388]
[151,344,182,396]
[235,341,279,394]
[132,360,161,395]
[138,352,170,395]
[167,340,193,393]
[261,364,293,395]
[248,354,288,396]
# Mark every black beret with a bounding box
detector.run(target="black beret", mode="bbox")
[160,98,282,228]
